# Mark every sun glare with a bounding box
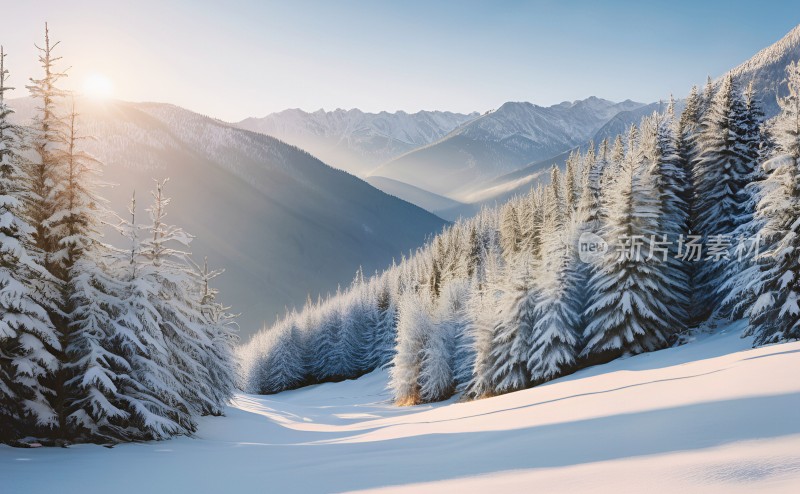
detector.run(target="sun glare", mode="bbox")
[83,73,114,100]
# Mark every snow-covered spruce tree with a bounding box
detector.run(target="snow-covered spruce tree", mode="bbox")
[338,270,370,378]
[717,81,768,320]
[0,46,60,442]
[389,289,432,406]
[490,259,536,394]
[582,125,675,361]
[114,191,194,439]
[65,244,135,440]
[192,257,239,415]
[39,100,134,441]
[438,280,472,393]
[578,141,603,228]
[601,134,625,195]
[309,294,345,381]
[419,286,458,403]
[141,180,219,423]
[24,24,67,286]
[519,185,544,260]
[549,165,564,220]
[743,61,800,346]
[675,87,704,323]
[528,204,581,383]
[464,245,502,400]
[366,276,397,369]
[640,112,689,332]
[563,150,580,214]
[693,74,753,319]
[499,202,521,260]
[254,318,307,394]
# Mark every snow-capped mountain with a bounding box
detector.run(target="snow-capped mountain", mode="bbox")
[10,98,448,339]
[236,108,479,176]
[463,24,800,212]
[369,97,647,198]
[727,22,800,117]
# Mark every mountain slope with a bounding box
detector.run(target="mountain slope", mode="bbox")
[10,98,448,339]
[237,108,479,176]
[460,24,800,212]
[364,176,465,220]
[5,325,800,493]
[727,23,800,117]
[370,97,646,198]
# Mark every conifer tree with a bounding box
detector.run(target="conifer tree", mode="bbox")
[24,24,68,281]
[744,61,800,345]
[583,126,674,360]
[115,191,193,438]
[389,289,431,406]
[0,46,60,440]
[529,213,580,382]
[694,74,754,319]
[499,203,521,259]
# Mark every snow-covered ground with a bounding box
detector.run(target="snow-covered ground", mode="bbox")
[3,322,800,493]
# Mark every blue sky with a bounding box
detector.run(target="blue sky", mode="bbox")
[3,0,800,121]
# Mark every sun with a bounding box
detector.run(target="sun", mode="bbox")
[83,73,114,100]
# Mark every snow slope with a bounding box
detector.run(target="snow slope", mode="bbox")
[237,108,479,176]
[4,323,799,493]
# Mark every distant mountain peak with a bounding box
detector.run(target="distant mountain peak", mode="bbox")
[237,108,480,176]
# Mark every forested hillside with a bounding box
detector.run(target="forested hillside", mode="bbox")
[241,63,800,405]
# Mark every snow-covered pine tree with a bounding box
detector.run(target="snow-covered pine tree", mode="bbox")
[309,295,345,381]
[489,257,534,394]
[718,81,768,319]
[141,180,217,421]
[499,202,521,260]
[549,165,564,220]
[520,185,544,260]
[114,191,194,439]
[674,86,704,324]
[693,74,752,319]
[366,276,397,369]
[256,318,306,394]
[0,46,60,441]
[24,24,67,282]
[192,257,238,415]
[528,208,581,383]
[389,288,432,406]
[44,100,140,441]
[563,150,580,214]
[65,244,134,441]
[641,111,690,332]
[578,139,606,229]
[464,245,502,400]
[438,280,471,394]
[601,134,625,193]
[744,61,800,346]
[582,125,675,361]
[338,270,370,378]
[419,287,457,403]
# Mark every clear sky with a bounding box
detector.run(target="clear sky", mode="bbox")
[2,0,800,121]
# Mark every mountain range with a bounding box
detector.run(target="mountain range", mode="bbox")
[10,98,448,339]
[367,97,647,198]
[237,108,478,176]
